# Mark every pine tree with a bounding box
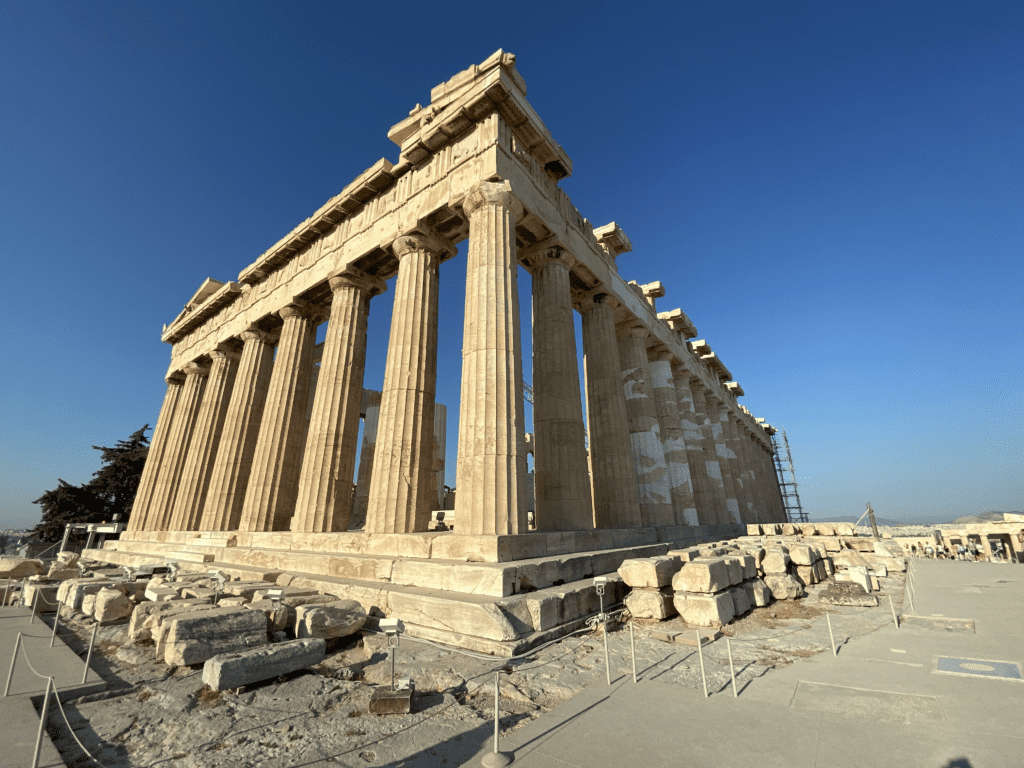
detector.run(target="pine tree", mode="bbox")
[32,426,150,542]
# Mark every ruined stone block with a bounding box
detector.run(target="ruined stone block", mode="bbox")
[722,557,744,586]
[671,559,731,594]
[738,554,757,579]
[760,551,791,575]
[749,578,772,607]
[202,638,326,691]
[794,565,816,586]
[763,574,803,600]
[672,592,735,627]
[729,586,751,616]
[129,598,213,642]
[789,545,815,566]
[93,587,133,623]
[624,588,676,620]
[163,607,267,666]
[617,556,681,588]
[295,600,366,640]
[0,558,44,578]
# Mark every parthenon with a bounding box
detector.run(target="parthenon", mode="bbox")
[89,51,789,653]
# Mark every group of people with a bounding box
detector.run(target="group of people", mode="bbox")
[909,541,1009,561]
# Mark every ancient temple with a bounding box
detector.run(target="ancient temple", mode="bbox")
[88,51,789,653]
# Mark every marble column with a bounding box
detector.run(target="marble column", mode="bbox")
[365,233,444,535]
[200,328,276,532]
[722,413,752,523]
[455,180,529,535]
[689,382,730,525]
[580,294,642,528]
[706,396,742,524]
[147,363,209,531]
[168,345,240,531]
[764,444,787,522]
[292,271,382,533]
[350,389,381,530]
[127,373,185,533]
[531,248,594,531]
[617,323,672,527]
[240,302,318,532]
[648,348,697,526]
[672,365,716,526]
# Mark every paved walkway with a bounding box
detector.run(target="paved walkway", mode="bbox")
[470,559,1024,768]
[0,604,106,768]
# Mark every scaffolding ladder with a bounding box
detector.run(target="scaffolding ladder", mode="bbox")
[771,428,808,524]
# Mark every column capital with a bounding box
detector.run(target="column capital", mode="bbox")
[577,290,620,313]
[617,320,648,340]
[647,345,673,363]
[183,362,210,378]
[391,231,454,261]
[240,326,275,345]
[327,266,387,298]
[209,342,241,361]
[529,246,577,273]
[463,179,524,221]
[277,300,313,322]
[165,371,186,385]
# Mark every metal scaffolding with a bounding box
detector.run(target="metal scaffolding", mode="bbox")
[771,428,808,523]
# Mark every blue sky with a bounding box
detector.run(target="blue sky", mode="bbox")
[1,2,1021,530]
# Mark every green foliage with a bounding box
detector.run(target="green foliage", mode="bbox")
[32,426,150,542]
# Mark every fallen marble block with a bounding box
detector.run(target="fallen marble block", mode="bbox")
[0,558,44,578]
[672,559,731,594]
[763,573,803,600]
[672,592,735,627]
[45,567,81,581]
[163,607,267,666]
[793,565,817,587]
[245,599,290,634]
[202,638,326,691]
[789,545,816,566]
[748,578,772,607]
[129,598,214,643]
[624,588,676,620]
[93,587,134,623]
[760,551,791,575]
[833,550,871,569]
[295,600,366,640]
[722,557,745,586]
[729,586,752,617]
[617,556,681,589]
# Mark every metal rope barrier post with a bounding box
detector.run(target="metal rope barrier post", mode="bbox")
[826,613,836,656]
[480,670,513,767]
[4,631,22,697]
[32,676,53,768]
[2,579,10,606]
[594,577,610,686]
[888,594,899,629]
[49,605,61,648]
[81,624,98,685]
[27,585,39,625]
[727,638,737,697]
[695,630,708,697]
[629,618,637,684]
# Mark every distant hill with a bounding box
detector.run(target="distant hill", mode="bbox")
[811,511,1021,526]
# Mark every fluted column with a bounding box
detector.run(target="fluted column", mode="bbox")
[292,271,383,533]
[200,328,276,531]
[739,429,764,524]
[350,389,381,530]
[648,348,697,526]
[617,324,672,527]
[365,233,444,534]
[580,294,642,528]
[672,366,716,526]
[455,180,529,535]
[689,381,730,525]
[762,443,786,522]
[127,373,185,532]
[433,403,447,510]
[706,395,741,524]
[240,303,318,532]
[531,248,594,531]
[724,414,753,523]
[147,363,209,531]
[168,345,240,531]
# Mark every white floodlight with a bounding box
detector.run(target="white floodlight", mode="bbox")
[265,588,284,607]
[380,617,402,636]
[593,576,608,596]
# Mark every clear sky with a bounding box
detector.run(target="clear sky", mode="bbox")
[2,2,1021,530]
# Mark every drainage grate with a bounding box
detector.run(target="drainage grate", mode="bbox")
[934,657,1023,680]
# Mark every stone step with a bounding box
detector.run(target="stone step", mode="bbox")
[167,550,215,563]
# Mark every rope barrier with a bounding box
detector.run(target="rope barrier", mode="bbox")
[51,683,110,767]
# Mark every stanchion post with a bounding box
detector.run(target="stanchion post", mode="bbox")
[594,577,611,686]
[32,677,52,768]
[27,586,39,625]
[480,669,514,767]
[81,624,98,685]
[826,613,836,656]
[695,631,708,698]
[888,594,899,629]
[1,579,9,607]
[727,639,738,697]
[629,619,637,684]
[4,632,22,697]
[49,606,61,648]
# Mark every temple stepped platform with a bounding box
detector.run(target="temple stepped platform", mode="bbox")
[84,524,742,655]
